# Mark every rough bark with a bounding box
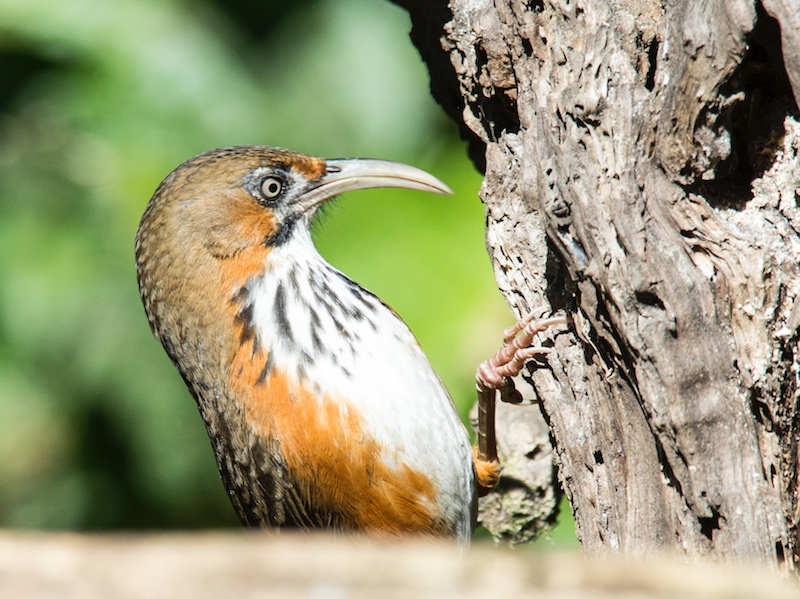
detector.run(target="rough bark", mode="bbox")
[393,0,800,566]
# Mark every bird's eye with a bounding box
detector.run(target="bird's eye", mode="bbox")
[260,176,284,199]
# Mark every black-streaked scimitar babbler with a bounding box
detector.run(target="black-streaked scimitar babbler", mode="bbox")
[135,146,565,543]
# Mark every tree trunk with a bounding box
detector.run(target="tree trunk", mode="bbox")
[393,0,800,567]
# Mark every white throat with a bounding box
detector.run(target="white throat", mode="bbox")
[247,227,390,393]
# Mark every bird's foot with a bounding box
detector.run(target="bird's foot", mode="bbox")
[474,309,568,493]
[476,310,568,396]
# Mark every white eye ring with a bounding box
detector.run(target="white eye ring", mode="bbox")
[260,176,283,199]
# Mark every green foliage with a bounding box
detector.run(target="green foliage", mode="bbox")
[0,0,519,530]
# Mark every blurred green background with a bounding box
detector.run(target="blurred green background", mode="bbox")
[0,0,575,545]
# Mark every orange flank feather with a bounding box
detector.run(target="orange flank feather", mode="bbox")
[225,295,447,537]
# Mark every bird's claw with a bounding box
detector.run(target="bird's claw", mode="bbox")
[474,310,568,489]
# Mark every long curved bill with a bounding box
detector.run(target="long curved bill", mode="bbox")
[295,158,452,213]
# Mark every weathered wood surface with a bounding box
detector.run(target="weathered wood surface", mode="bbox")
[394,0,800,566]
[1,531,796,598]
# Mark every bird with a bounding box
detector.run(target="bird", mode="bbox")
[135,145,512,543]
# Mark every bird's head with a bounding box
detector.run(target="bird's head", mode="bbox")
[137,146,451,258]
[134,146,451,360]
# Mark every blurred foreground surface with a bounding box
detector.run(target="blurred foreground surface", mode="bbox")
[1,530,796,598]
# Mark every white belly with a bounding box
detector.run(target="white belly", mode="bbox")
[247,236,475,538]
